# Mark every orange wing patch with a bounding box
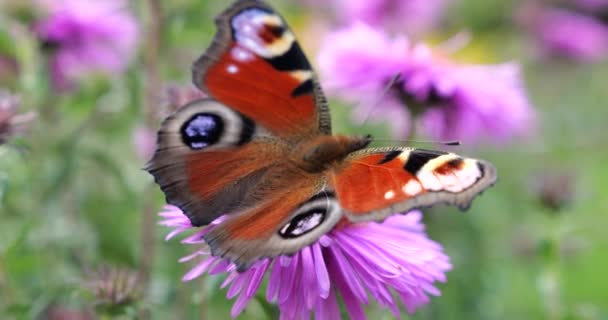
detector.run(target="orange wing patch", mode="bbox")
[332,148,496,219]
[223,186,316,240]
[204,46,316,135]
[332,153,426,213]
[185,141,282,200]
[193,5,323,137]
[201,169,344,270]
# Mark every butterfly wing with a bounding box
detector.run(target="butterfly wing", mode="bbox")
[203,167,342,270]
[148,0,331,226]
[193,0,331,137]
[146,98,290,226]
[149,0,498,272]
[330,147,497,222]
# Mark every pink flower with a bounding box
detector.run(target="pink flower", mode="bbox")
[318,23,535,144]
[0,54,19,86]
[301,0,447,35]
[35,0,138,90]
[338,0,447,35]
[576,0,608,11]
[0,90,36,144]
[132,126,156,162]
[132,85,207,162]
[164,84,207,115]
[532,8,608,62]
[160,206,451,319]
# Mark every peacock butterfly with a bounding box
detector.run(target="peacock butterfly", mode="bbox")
[146,0,497,271]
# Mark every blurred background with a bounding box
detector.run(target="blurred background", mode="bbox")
[1,0,607,319]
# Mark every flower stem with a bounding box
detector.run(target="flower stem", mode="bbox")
[138,0,164,307]
[538,219,564,320]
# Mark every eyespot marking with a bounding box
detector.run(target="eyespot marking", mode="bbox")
[231,9,294,58]
[279,209,326,239]
[180,113,224,150]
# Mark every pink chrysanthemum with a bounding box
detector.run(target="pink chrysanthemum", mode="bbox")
[160,205,451,319]
[131,85,207,162]
[337,0,447,35]
[35,0,138,89]
[576,0,608,12]
[532,8,608,62]
[317,23,535,144]
[301,0,447,35]
[132,126,156,162]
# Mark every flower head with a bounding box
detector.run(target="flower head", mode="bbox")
[0,54,19,86]
[132,126,156,162]
[0,90,36,144]
[84,265,142,308]
[531,170,576,212]
[131,85,207,161]
[160,205,451,319]
[340,0,447,35]
[535,8,608,62]
[35,0,138,90]
[576,0,608,11]
[318,23,535,144]
[302,0,447,35]
[519,4,608,62]
[164,84,207,116]
[43,305,93,320]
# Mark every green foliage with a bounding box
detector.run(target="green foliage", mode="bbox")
[1,1,607,319]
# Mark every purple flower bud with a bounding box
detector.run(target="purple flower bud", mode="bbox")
[532,171,576,212]
[0,90,36,145]
[84,265,142,308]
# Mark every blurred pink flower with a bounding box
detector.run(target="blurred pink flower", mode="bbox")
[302,0,447,35]
[0,54,19,86]
[132,126,156,162]
[318,23,535,144]
[0,90,36,144]
[160,206,451,319]
[338,0,447,35]
[576,0,608,11]
[164,84,207,115]
[35,0,138,90]
[531,8,608,62]
[133,85,207,162]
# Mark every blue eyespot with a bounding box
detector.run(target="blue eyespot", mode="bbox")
[180,113,224,150]
[279,209,326,239]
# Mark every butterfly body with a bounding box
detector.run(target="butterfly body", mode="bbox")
[147,0,497,270]
[294,134,372,172]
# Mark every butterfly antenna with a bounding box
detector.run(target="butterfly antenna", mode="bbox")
[373,138,462,146]
[357,72,402,126]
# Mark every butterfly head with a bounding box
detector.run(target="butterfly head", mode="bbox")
[296,134,372,173]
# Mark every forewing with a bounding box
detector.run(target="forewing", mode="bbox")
[331,147,497,222]
[193,0,331,137]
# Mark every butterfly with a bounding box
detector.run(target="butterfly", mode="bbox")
[146,0,497,271]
